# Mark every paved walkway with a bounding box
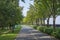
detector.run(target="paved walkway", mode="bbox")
[15,25,58,40]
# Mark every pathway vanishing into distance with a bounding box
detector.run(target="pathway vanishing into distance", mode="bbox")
[15,25,58,40]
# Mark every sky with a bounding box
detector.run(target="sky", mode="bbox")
[19,0,34,16]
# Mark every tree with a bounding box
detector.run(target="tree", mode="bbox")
[0,0,23,31]
[22,0,60,29]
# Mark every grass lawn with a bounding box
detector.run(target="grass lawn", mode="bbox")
[0,25,22,40]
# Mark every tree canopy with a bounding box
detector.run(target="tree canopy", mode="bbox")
[0,0,23,29]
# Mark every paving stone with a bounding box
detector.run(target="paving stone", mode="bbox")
[15,25,59,40]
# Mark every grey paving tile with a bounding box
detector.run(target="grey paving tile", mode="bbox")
[15,25,59,40]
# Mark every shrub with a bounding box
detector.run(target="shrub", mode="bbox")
[52,28,60,39]
[33,26,60,39]
[37,26,46,32]
[33,25,38,29]
[44,28,53,35]
[37,26,40,30]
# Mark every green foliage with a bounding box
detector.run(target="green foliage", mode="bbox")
[44,28,53,35]
[33,25,38,29]
[0,0,23,29]
[23,5,36,24]
[37,27,45,32]
[0,25,22,40]
[36,26,60,39]
[52,28,60,39]
[24,0,60,28]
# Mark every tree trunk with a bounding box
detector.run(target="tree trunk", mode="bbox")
[31,18,33,25]
[35,18,39,26]
[43,18,45,26]
[40,18,42,26]
[32,21,33,25]
[37,18,39,26]
[47,17,49,27]
[36,19,37,25]
[53,14,56,29]
[52,0,56,29]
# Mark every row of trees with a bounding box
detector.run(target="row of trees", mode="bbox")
[0,0,23,30]
[23,0,60,29]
